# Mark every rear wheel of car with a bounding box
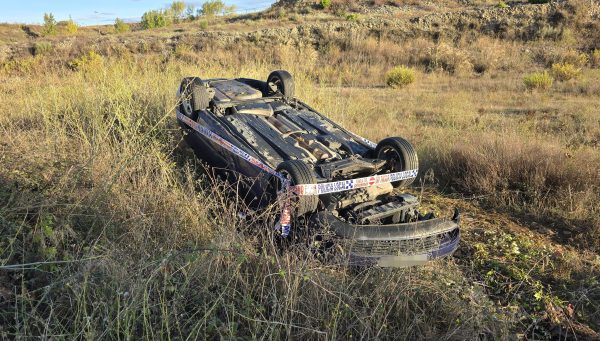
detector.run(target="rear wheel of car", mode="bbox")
[267,70,295,99]
[375,137,419,188]
[179,77,211,120]
[276,160,318,216]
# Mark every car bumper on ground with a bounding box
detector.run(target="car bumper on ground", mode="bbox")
[314,210,461,267]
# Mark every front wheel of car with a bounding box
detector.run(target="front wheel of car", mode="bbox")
[275,160,318,216]
[179,77,211,120]
[267,70,295,99]
[375,137,419,188]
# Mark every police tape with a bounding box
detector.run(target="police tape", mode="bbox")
[290,169,418,196]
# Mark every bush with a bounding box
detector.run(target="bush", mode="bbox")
[198,19,209,30]
[141,9,173,29]
[386,66,416,88]
[523,71,553,90]
[551,62,581,81]
[592,49,600,67]
[65,17,78,35]
[43,13,57,36]
[321,0,332,9]
[114,18,130,33]
[497,1,509,8]
[33,41,52,56]
[69,51,103,72]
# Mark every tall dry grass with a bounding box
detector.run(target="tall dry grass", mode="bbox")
[1,33,599,338]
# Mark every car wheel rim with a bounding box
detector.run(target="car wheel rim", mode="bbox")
[378,146,403,172]
[182,93,193,116]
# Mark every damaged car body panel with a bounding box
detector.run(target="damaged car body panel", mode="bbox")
[177,71,460,267]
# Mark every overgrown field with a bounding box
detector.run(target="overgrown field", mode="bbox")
[1,2,600,338]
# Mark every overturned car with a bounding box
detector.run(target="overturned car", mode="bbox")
[176,70,460,267]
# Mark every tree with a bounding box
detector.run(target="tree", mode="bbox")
[185,4,196,20]
[65,16,78,35]
[141,9,173,29]
[170,1,186,21]
[43,13,57,36]
[114,18,130,33]
[201,0,236,17]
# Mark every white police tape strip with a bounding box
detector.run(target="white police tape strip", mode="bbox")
[291,169,418,196]
[177,111,418,193]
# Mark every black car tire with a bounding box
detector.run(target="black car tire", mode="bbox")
[276,160,318,216]
[375,137,419,187]
[179,77,211,120]
[267,70,295,99]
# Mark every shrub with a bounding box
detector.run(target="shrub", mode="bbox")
[43,13,57,36]
[386,66,416,88]
[65,17,78,35]
[523,71,553,90]
[592,49,600,67]
[141,9,173,29]
[33,41,52,56]
[114,18,130,33]
[345,13,360,21]
[497,1,509,8]
[551,62,581,81]
[321,0,332,9]
[198,19,209,30]
[69,51,103,72]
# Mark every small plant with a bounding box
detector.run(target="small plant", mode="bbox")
[592,49,600,67]
[345,13,360,21]
[320,0,332,9]
[198,19,209,30]
[114,18,130,33]
[65,17,78,35]
[43,13,57,36]
[551,62,581,81]
[33,41,52,55]
[523,71,553,90]
[497,1,509,8]
[386,66,416,88]
[141,9,173,29]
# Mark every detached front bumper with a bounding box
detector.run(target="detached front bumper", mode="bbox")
[315,210,461,267]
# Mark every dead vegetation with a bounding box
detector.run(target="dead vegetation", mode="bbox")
[1,0,600,338]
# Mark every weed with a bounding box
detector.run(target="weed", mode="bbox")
[551,62,581,81]
[386,65,416,87]
[34,41,52,56]
[523,71,553,90]
[321,0,332,9]
[345,13,360,21]
[497,1,509,9]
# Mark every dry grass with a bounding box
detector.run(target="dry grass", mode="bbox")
[1,3,600,338]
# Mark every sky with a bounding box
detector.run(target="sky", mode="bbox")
[0,0,276,26]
